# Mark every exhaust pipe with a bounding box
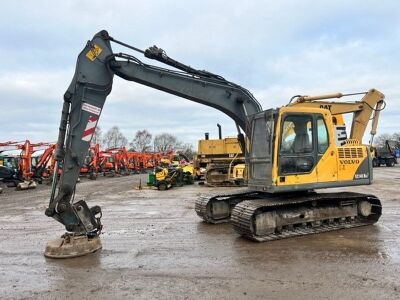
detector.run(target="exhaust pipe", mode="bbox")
[217,123,222,139]
[205,133,209,140]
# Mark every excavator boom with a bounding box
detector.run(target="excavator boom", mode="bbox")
[46,30,262,239]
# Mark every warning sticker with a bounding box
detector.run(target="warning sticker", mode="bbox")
[86,44,103,61]
[82,103,101,116]
[82,115,98,142]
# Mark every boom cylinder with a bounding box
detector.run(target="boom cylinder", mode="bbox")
[299,93,343,102]
[55,98,71,161]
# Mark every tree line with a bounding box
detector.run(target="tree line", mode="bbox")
[373,133,400,152]
[92,126,195,159]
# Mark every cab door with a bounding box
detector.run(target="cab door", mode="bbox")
[316,115,338,183]
[278,113,316,177]
[247,109,276,191]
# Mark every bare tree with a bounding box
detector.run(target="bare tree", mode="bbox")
[153,133,179,152]
[374,133,393,150]
[177,143,195,160]
[130,129,152,152]
[103,126,128,149]
[374,133,400,151]
[91,126,103,146]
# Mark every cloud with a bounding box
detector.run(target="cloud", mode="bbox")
[0,0,399,146]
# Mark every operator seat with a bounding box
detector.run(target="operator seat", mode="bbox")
[292,133,311,153]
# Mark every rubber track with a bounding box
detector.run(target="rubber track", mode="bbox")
[195,191,264,223]
[231,192,382,242]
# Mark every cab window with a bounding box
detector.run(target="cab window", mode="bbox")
[280,115,313,154]
[317,117,329,153]
[279,114,314,175]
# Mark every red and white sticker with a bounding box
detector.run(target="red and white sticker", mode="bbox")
[82,115,98,142]
[82,102,101,116]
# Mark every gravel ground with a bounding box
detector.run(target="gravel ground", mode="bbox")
[0,167,399,299]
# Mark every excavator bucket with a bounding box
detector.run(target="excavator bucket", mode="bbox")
[16,180,37,190]
[44,234,102,259]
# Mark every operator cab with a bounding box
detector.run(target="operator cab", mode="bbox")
[0,154,19,170]
[279,113,329,175]
[247,107,348,192]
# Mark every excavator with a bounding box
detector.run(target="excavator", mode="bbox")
[104,147,131,175]
[80,144,101,179]
[126,151,143,172]
[0,140,51,189]
[0,141,21,187]
[44,30,385,258]
[32,143,56,183]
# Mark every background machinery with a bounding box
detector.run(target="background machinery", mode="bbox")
[32,143,56,183]
[0,141,21,187]
[105,147,131,175]
[193,124,246,186]
[371,139,398,167]
[0,140,52,189]
[151,165,193,190]
[386,139,400,158]
[80,144,101,179]
[148,151,194,190]
[44,30,385,258]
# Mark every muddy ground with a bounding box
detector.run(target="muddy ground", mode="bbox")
[0,167,399,299]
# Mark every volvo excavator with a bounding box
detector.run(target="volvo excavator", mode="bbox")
[44,30,385,258]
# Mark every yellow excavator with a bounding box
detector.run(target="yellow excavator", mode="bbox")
[44,30,385,258]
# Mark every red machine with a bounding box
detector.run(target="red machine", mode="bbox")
[99,147,130,175]
[80,144,101,179]
[126,151,141,172]
[99,151,115,175]
[32,143,56,181]
[0,140,53,189]
[127,151,160,172]
[113,147,130,175]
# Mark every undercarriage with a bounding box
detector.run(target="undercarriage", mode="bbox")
[195,191,382,241]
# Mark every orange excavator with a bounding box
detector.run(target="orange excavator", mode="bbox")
[126,151,142,173]
[99,150,116,176]
[32,143,56,183]
[112,147,130,175]
[80,144,101,179]
[99,147,131,175]
[126,151,156,173]
[150,152,163,167]
[141,152,157,169]
[0,140,52,189]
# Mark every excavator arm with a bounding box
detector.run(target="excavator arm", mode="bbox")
[45,30,262,237]
[288,89,385,144]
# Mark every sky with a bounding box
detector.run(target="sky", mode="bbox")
[0,0,399,147]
